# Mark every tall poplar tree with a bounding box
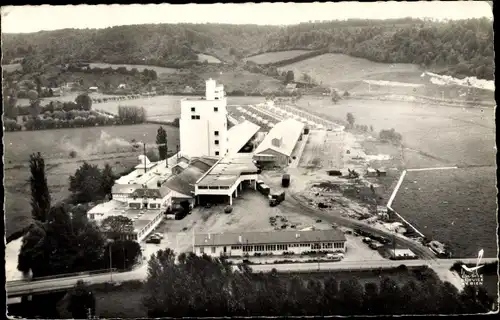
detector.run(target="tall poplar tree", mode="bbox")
[29,152,51,222]
[156,126,168,160]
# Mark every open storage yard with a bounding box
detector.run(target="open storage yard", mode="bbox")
[392,167,497,258]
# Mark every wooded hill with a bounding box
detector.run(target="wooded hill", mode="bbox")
[2,18,494,80]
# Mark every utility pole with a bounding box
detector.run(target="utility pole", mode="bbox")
[143,142,147,174]
[109,241,113,282]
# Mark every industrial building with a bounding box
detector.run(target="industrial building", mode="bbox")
[180,78,229,158]
[86,199,166,242]
[194,154,260,205]
[194,229,347,257]
[253,118,305,166]
[227,120,261,155]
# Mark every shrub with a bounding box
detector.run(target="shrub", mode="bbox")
[69,150,78,158]
[4,118,21,131]
[379,128,403,144]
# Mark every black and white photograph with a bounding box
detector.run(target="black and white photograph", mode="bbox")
[2,1,497,318]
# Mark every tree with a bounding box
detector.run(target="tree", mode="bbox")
[69,162,104,203]
[104,239,142,270]
[27,89,38,101]
[30,152,51,222]
[100,215,134,240]
[331,90,341,104]
[100,163,116,197]
[346,112,355,129]
[285,70,295,84]
[156,126,168,160]
[18,204,106,278]
[75,93,92,111]
[67,280,96,319]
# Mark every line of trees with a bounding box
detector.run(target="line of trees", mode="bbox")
[117,105,147,124]
[143,249,496,317]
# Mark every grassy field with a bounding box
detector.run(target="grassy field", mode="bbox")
[392,167,497,258]
[292,96,495,168]
[278,53,420,90]
[4,124,180,238]
[88,62,179,75]
[197,53,222,64]
[93,95,267,123]
[277,53,495,101]
[244,50,311,65]
[200,69,284,93]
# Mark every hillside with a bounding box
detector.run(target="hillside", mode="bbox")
[2,18,494,80]
[1,24,277,70]
[263,18,494,80]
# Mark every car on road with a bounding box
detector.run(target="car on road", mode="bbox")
[316,219,322,223]
[327,253,344,261]
[146,236,161,244]
[153,233,164,239]
[362,237,372,244]
[182,227,188,231]
[369,242,383,250]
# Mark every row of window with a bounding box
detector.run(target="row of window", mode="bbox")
[230,242,344,251]
[191,107,219,112]
[129,202,161,209]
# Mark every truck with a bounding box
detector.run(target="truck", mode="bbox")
[257,183,270,196]
[282,174,290,187]
[269,190,285,206]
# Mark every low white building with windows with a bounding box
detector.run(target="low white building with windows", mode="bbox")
[194,229,347,257]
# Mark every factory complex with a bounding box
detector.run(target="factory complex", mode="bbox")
[86,78,322,245]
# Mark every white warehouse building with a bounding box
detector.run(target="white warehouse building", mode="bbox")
[194,229,347,257]
[253,118,305,166]
[180,78,229,158]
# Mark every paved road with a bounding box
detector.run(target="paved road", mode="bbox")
[7,256,497,298]
[279,191,438,261]
[249,258,498,273]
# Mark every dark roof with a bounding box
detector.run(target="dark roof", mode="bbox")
[195,229,346,247]
[111,184,142,194]
[130,188,162,199]
[164,166,205,196]
[190,157,218,171]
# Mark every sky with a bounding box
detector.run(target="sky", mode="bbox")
[1,2,493,34]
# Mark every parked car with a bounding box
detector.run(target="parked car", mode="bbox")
[182,227,188,231]
[153,233,164,239]
[224,206,233,214]
[362,237,372,244]
[369,242,383,250]
[146,236,161,244]
[316,219,322,223]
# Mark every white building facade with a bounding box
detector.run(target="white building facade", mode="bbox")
[194,230,347,258]
[180,79,229,158]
